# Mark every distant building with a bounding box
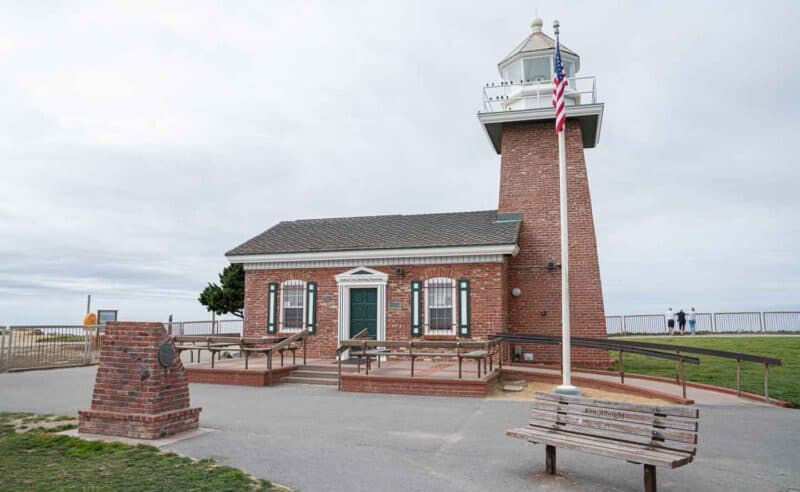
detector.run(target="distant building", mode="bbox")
[227,18,607,365]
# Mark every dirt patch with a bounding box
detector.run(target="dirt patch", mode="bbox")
[488,380,670,405]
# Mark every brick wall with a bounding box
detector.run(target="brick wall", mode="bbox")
[499,120,609,366]
[244,262,507,358]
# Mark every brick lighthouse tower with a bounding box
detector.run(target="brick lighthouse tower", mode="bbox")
[479,17,608,366]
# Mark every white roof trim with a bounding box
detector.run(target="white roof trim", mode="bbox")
[228,244,519,265]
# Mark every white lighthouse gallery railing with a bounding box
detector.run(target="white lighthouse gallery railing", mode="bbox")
[480,76,597,114]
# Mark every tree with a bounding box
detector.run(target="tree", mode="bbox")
[198,264,245,318]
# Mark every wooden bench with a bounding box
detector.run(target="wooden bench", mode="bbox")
[506,392,699,492]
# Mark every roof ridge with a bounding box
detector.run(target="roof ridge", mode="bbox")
[288,209,498,224]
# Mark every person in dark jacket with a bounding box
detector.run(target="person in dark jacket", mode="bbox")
[676,309,687,335]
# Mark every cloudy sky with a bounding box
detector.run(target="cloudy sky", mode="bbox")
[1,1,799,325]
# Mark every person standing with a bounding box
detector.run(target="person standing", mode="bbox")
[688,307,697,335]
[677,309,687,335]
[666,307,675,335]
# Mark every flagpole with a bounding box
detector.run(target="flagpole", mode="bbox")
[554,19,580,396]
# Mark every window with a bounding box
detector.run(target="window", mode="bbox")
[281,280,305,332]
[502,61,521,82]
[523,56,551,82]
[425,278,456,334]
[565,60,576,80]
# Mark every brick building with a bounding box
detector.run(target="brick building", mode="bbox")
[227,18,607,365]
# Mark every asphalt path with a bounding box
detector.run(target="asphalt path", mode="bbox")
[1,366,798,491]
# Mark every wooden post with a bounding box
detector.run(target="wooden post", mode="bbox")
[267,350,273,385]
[337,350,342,390]
[618,350,624,384]
[644,464,657,492]
[244,350,249,369]
[457,342,462,380]
[545,445,556,475]
[280,349,284,367]
[498,341,503,369]
[303,334,307,365]
[764,363,769,402]
[410,341,414,377]
[679,358,686,399]
[736,359,741,397]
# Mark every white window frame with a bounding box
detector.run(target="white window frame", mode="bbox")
[423,277,457,335]
[279,279,306,333]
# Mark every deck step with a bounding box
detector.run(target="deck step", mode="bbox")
[290,370,338,380]
[282,376,338,386]
[301,364,356,374]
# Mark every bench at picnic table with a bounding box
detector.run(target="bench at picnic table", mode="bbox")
[344,340,498,378]
[506,392,699,492]
[174,336,301,369]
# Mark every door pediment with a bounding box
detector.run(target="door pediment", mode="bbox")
[335,266,388,285]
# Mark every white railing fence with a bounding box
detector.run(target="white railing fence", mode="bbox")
[0,325,102,372]
[606,311,800,335]
[166,319,243,336]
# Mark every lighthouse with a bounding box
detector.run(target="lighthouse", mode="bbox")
[479,17,609,367]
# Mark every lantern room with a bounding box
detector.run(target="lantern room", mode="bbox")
[478,17,604,151]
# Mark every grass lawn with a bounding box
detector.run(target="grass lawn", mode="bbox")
[0,413,286,491]
[607,336,799,407]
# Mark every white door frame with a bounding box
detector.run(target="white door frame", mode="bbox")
[335,266,388,360]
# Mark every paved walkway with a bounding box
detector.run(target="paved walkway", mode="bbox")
[1,367,798,491]
[508,365,766,406]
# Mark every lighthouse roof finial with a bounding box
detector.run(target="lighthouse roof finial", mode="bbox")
[531,16,543,33]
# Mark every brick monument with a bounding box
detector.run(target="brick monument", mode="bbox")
[79,321,201,439]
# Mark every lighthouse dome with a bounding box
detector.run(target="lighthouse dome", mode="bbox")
[498,16,580,82]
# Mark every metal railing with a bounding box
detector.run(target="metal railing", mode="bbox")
[480,76,597,114]
[0,325,102,372]
[606,311,800,335]
[492,333,782,402]
[167,319,243,336]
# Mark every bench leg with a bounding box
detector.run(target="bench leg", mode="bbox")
[211,351,215,368]
[292,349,296,365]
[545,445,556,475]
[644,464,656,492]
[458,357,462,379]
[245,351,249,370]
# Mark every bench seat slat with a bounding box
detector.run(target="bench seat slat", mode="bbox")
[535,392,699,419]
[507,427,693,468]
[529,409,697,444]
[530,401,698,431]
[527,420,696,455]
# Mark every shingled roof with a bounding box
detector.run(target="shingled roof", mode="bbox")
[226,210,521,257]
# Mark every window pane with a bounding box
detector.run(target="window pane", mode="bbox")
[523,57,550,82]
[282,282,305,329]
[427,279,453,331]
[503,61,520,82]
[565,61,575,79]
[284,307,303,329]
[430,308,452,330]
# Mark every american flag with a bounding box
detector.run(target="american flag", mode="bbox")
[552,34,568,133]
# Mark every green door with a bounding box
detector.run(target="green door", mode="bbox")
[350,288,378,339]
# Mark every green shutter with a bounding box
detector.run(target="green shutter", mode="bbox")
[411,280,422,337]
[267,282,278,334]
[458,279,470,337]
[305,282,317,334]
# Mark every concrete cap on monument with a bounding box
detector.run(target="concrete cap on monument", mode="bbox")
[478,16,604,152]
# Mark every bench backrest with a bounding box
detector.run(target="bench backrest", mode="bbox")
[530,392,699,455]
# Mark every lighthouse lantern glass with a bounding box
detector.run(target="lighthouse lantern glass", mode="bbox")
[523,57,551,82]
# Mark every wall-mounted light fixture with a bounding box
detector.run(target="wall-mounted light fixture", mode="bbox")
[511,287,522,297]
